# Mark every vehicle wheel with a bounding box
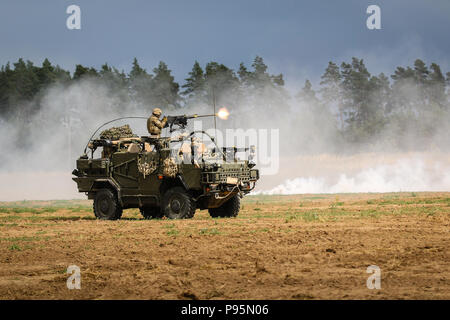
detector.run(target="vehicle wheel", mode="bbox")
[93,189,123,220]
[140,206,163,219]
[209,195,240,218]
[162,187,195,219]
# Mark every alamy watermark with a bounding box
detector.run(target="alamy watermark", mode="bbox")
[366,265,381,289]
[66,5,81,30]
[366,5,381,30]
[165,120,280,175]
[66,265,81,289]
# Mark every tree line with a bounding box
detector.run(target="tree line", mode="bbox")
[0,56,449,147]
[299,58,449,145]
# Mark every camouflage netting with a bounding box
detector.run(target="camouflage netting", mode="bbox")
[100,124,137,140]
[163,157,178,178]
[137,154,158,178]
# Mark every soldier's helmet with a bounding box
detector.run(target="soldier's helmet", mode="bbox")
[152,107,162,117]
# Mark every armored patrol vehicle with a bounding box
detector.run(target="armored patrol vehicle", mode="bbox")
[72,115,259,220]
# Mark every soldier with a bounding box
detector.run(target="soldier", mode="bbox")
[147,107,168,138]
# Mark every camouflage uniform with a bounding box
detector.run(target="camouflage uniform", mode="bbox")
[147,108,167,137]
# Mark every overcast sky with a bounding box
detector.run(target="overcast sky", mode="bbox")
[1,0,449,87]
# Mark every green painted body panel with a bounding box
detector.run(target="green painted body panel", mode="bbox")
[179,164,202,190]
[111,152,139,190]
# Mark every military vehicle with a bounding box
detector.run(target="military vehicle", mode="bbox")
[72,115,259,220]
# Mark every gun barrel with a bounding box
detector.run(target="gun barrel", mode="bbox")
[165,114,217,132]
[189,114,216,118]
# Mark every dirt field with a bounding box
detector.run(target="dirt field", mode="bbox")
[0,192,448,300]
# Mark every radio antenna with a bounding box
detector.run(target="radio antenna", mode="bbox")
[212,86,217,139]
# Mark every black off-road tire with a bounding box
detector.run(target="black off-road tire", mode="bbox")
[140,206,163,219]
[162,187,195,219]
[93,189,123,220]
[208,195,240,218]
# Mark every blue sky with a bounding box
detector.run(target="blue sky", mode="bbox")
[1,0,449,87]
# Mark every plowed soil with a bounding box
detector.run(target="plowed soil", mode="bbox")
[0,192,449,299]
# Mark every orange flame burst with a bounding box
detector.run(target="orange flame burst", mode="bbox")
[217,107,230,120]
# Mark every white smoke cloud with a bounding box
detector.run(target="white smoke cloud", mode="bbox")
[258,156,450,194]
